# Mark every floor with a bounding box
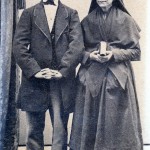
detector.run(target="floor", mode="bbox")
[18,146,69,150]
[18,146,150,150]
[18,146,51,150]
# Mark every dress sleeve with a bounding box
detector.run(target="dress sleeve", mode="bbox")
[111,43,141,62]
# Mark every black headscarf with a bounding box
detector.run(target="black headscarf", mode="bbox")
[88,0,141,31]
[89,0,130,15]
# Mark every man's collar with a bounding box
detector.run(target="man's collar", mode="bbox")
[55,0,59,6]
[42,0,59,6]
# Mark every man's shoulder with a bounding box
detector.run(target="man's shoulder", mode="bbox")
[61,2,77,14]
[23,3,40,14]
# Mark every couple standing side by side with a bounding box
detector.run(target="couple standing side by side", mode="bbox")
[13,0,143,150]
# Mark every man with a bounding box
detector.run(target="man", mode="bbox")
[13,0,84,149]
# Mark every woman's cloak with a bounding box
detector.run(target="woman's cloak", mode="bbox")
[70,6,143,150]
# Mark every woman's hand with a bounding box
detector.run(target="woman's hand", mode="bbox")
[90,51,101,63]
[90,50,113,63]
[98,51,113,63]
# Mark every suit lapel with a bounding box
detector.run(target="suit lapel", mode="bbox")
[55,2,68,45]
[34,3,51,43]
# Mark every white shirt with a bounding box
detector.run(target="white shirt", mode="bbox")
[44,0,58,32]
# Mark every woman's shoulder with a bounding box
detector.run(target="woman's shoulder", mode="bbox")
[117,8,141,32]
[116,9,135,24]
[81,7,98,25]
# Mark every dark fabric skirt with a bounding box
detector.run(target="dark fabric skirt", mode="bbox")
[70,70,143,150]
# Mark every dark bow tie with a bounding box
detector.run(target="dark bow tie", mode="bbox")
[43,0,56,5]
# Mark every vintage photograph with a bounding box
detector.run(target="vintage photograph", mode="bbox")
[0,0,149,150]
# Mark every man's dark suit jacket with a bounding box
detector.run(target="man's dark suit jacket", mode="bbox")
[13,1,84,112]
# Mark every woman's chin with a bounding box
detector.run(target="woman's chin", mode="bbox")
[99,4,112,12]
[98,4,107,7]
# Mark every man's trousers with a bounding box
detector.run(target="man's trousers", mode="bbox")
[25,80,69,150]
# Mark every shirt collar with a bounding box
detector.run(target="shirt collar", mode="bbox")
[42,0,59,6]
[55,0,59,6]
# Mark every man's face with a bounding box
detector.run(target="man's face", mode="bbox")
[96,0,114,8]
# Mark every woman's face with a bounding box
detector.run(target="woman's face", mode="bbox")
[96,0,114,8]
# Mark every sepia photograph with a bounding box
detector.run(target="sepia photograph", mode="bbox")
[0,0,150,150]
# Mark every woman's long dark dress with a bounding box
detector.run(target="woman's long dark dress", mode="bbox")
[70,6,143,150]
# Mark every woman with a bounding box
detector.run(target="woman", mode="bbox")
[70,0,143,150]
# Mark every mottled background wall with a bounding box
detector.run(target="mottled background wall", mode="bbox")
[18,0,150,145]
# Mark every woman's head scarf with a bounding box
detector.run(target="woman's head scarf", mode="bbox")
[89,0,130,15]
